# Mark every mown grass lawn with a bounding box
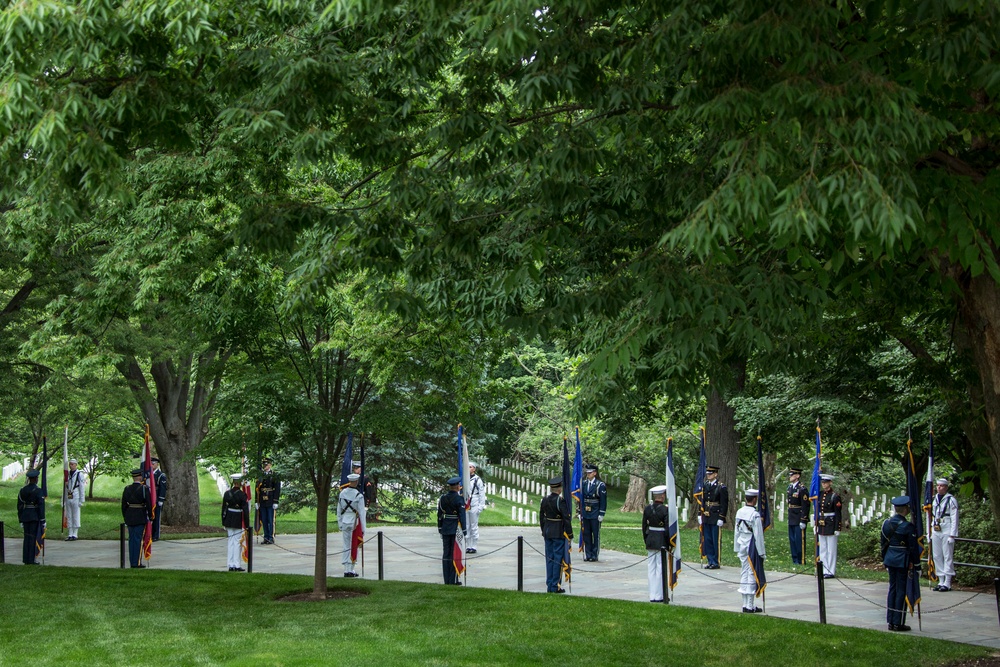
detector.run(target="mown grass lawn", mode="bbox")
[0,566,989,667]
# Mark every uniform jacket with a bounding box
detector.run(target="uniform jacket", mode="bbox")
[362,475,376,508]
[256,472,281,507]
[121,482,151,526]
[539,493,573,540]
[817,490,842,535]
[733,504,766,557]
[581,477,607,519]
[222,488,249,529]
[17,482,45,522]
[786,481,809,524]
[65,469,86,507]
[881,513,920,569]
[153,468,168,504]
[338,486,367,532]
[642,502,670,550]
[931,493,959,538]
[436,490,466,535]
[468,474,487,514]
[703,480,729,522]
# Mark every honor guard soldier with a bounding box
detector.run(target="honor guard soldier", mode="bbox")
[351,461,376,511]
[734,489,766,613]
[581,464,607,562]
[437,476,467,585]
[699,465,728,569]
[786,467,809,564]
[151,458,167,541]
[256,458,281,544]
[931,478,959,591]
[121,468,152,568]
[642,485,670,602]
[881,496,921,631]
[539,477,573,593]
[466,462,487,554]
[16,469,45,565]
[815,474,842,577]
[64,458,86,541]
[337,473,367,577]
[222,474,250,571]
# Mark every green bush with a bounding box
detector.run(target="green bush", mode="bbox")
[952,497,1000,587]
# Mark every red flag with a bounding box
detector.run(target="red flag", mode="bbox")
[141,425,157,561]
[351,521,364,562]
[452,536,465,576]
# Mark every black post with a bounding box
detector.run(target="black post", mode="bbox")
[247,528,253,574]
[994,578,1000,630]
[119,523,126,569]
[378,531,384,581]
[816,559,827,624]
[517,536,524,592]
[660,547,669,604]
[0,521,4,564]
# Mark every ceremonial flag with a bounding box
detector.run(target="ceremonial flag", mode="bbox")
[254,429,263,536]
[757,435,772,531]
[453,424,467,576]
[61,426,69,532]
[692,426,707,559]
[665,437,682,588]
[241,440,251,563]
[351,436,365,562]
[573,428,583,551]
[141,426,157,562]
[339,432,354,487]
[561,436,573,583]
[809,425,822,563]
[904,431,923,612]
[35,436,48,562]
[923,427,937,583]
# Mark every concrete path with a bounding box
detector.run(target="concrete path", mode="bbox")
[4,526,997,649]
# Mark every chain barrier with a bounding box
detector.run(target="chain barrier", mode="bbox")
[466,538,519,559]
[828,575,984,615]
[380,534,443,561]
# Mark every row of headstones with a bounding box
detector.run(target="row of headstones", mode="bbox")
[1,457,30,482]
[735,479,903,527]
[497,457,622,489]
[206,465,231,497]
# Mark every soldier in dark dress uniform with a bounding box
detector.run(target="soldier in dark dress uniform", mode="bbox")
[700,465,728,569]
[222,474,250,571]
[581,464,607,562]
[642,485,670,602]
[151,458,167,541]
[256,458,281,544]
[16,469,44,565]
[121,468,152,568]
[539,477,573,593]
[786,467,810,565]
[352,461,376,511]
[437,476,467,585]
[815,474,842,577]
[881,496,921,631]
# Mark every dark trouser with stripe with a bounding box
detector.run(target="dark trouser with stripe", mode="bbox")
[788,522,803,564]
[703,522,719,566]
[544,538,566,591]
[441,533,458,584]
[582,518,600,560]
[128,524,144,567]
[260,505,275,541]
[22,521,38,564]
[152,505,162,540]
[886,566,907,626]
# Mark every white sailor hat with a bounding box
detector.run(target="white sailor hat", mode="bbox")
[936,478,950,486]
[231,473,243,481]
[347,473,360,482]
[820,474,834,481]
[649,485,667,496]
[69,458,78,464]
[468,461,477,468]
[744,489,760,497]
[351,460,361,468]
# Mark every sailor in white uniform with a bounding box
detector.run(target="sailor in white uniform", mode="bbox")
[931,478,959,591]
[466,462,487,553]
[336,473,367,577]
[734,489,766,613]
[64,458,86,540]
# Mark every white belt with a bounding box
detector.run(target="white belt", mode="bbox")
[647,526,666,532]
[226,508,243,512]
[823,512,835,516]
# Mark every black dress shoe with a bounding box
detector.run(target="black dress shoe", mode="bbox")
[343,572,359,578]
[234,567,245,572]
[136,564,147,569]
[823,574,834,579]
[554,587,566,593]
[742,607,755,613]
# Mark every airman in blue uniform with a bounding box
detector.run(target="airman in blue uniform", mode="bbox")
[881,495,921,631]
[581,464,607,561]
[437,476,467,585]
[16,469,44,565]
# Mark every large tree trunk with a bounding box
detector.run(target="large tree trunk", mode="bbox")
[706,358,747,522]
[621,465,648,512]
[313,480,332,597]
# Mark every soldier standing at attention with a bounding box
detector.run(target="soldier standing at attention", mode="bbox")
[466,462,486,554]
[700,465,728,569]
[815,474,842,578]
[437,476,467,585]
[222,473,250,572]
[256,458,281,545]
[734,489,766,613]
[151,458,167,541]
[931,478,959,592]
[786,467,809,565]
[121,468,152,568]
[64,458,86,541]
[881,496,921,631]
[539,477,573,593]
[337,473,367,578]
[642,485,669,602]
[581,464,607,562]
[17,469,44,565]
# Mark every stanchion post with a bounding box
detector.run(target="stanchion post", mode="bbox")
[517,536,524,592]
[247,528,253,574]
[0,521,5,564]
[120,523,126,569]
[816,559,827,624]
[378,531,384,581]
[994,578,999,630]
[660,547,668,604]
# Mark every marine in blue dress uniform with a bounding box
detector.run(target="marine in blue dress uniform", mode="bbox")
[700,466,728,569]
[16,469,44,565]
[539,477,573,593]
[151,458,167,541]
[881,495,921,631]
[256,458,281,544]
[121,468,152,568]
[581,464,607,562]
[437,476,467,585]
[786,467,810,565]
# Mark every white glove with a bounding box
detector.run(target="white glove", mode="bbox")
[273,502,279,509]
[157,501,163,507]
[255,503,259,510]
[812,523,818,535]
[697,515,702,525]
[597,516,604,523]
[834,530,840,536]
[717,519,724,527]
[946,536,955,545]
[800,522,806,528]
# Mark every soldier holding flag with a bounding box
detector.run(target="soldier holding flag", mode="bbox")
[540,477,573,593]
[121,468,152,568]
[786,468,809,565]
[337,473,366,578]
[222,473,250,572]
[437,475,466,585]
[642,485,669,602]
[882,495,921,631]
[17,469,44,565]
[734,489,766,613]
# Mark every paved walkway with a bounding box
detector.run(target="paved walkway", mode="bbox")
[4,526,997,648]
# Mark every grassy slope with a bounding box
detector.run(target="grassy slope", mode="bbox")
[0,566,987,667]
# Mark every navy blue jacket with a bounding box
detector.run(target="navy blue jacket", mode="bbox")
[881,513,920,569]
[17,483,45,522]
[437,490,467,536]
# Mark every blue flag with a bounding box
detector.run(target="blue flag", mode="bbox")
[904,433,923,612]
[561,436,573,582]
[923,428,936,583]
[666,437,682,588]
[756,435,771,531]
[809,426,822,562]
[573,428,583,550]
[339,432,354,486]
[693,426,707,558]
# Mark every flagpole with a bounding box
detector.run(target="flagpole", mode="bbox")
[61,425,69,534]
